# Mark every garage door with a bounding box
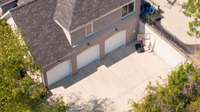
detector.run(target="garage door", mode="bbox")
[105,30,126,54]
[46,60,72,86]
[77,45,100,69]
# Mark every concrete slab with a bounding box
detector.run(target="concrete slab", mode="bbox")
[50,44,173,112]
[153,0,200,45]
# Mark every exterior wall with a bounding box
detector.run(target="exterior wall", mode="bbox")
[71,0,141,45]
[140,22,186,68]
[44,0,141,86]
[71,27,85,45]
[69,0,140,72]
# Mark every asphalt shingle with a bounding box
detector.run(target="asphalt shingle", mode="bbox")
[10,0,132,71]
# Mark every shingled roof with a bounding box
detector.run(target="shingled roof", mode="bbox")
[10,0,132,71]
[10,0,72,71]
[54,0,132,30]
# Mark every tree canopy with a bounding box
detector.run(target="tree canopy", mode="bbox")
[0,20,68,112]
[130,64,200,112]
[183,0,200,38]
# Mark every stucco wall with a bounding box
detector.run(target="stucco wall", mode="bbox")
[144,24,186,67]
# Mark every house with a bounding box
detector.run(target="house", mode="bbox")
[2,0,141,87]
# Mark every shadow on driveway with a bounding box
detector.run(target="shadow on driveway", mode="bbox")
[67,93,115,112]
[49,43,137,90]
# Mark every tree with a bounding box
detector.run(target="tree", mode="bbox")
[183,0,200,38]
[186,97,200,112]
[129,64,200,112]
[0,20,68,112]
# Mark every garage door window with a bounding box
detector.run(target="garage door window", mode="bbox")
[122,2,135,17]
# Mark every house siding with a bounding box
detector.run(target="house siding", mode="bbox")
[71,28,85,45]
[65,0,140,71]
[71,0,140,45]
[93,8,120,33]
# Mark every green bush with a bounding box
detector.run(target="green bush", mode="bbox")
[183,0,200,38]
[129,64,200,112]
[0,20,68,112]
[186,96,200,112]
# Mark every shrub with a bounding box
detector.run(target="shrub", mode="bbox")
[130,64,200,112]
[0,20,68,112]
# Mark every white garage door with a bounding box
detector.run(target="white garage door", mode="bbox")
[46,60,72,86]
[105,30,126,54]
[77,45,100,69]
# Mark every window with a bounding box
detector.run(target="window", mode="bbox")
[122,5,128,17]
[85,23,93,36]
[122,2,135,17]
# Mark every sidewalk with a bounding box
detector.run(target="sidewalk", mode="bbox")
[153,0,200,45]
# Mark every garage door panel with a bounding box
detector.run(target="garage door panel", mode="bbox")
[77,45,100,69]
[105,30,126,54]
[47,60,72,86]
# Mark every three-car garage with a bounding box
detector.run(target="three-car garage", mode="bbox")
[46,30,127,86]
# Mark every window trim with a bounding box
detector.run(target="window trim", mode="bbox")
[121,1,135,18]
[128,2,134,13]
[85,22,94,37]
[122,5,128,17]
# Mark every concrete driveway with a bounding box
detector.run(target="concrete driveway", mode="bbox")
[50,44,173,112]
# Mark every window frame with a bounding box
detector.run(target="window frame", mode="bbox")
[128,2,134,13]
[121,1,135,18]
[122,5,128,17]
